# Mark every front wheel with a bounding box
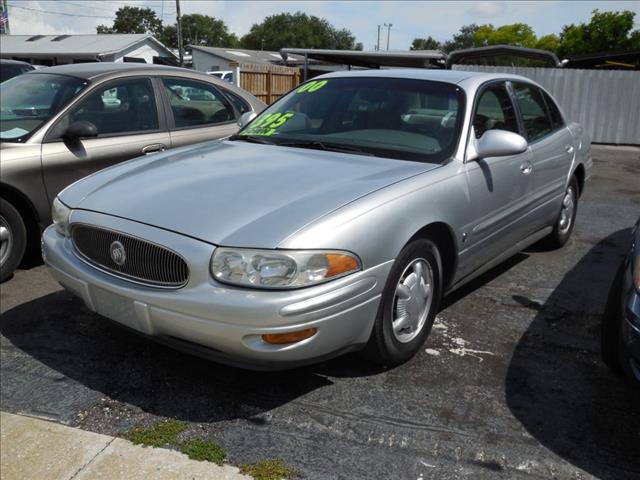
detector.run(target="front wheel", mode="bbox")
[363,238,442,367]
[545,176,579,249]
[0,198,27,283]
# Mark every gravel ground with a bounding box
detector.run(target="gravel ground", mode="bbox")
[1,145,639,479]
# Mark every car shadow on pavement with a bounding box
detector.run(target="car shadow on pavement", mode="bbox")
[0,290,335,426]
[505,229,640,480]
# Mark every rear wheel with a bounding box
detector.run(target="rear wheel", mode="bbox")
[545,176,579,249]
[0,198,27,283]
[363,238,442,367]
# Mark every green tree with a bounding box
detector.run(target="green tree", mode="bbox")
[535,34,560,52]
[97,6,162,37]
[410,36,441,51]
[474,23,538,48]
[160,14,238,49]
[240,12,360,51]
[558,9,640,57]
[441,24,482,52]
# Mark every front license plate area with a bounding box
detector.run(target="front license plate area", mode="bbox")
[91,287,139,330]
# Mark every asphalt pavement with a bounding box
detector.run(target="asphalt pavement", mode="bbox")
[1,145,639,479]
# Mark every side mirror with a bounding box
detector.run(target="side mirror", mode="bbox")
[468,129,528,161]
[64,120,98,140]
[238,111,257,128]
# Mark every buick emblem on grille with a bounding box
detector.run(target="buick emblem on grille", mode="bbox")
[109,241,126,266]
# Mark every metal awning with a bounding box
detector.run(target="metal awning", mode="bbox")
[279,48,447,69]
[446,45,561,68]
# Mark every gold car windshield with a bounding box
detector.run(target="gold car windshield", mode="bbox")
[237,77,465,163]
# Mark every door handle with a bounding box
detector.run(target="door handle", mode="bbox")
[142,143,166,155]
[565,145,574,154]
[520,161,533,175]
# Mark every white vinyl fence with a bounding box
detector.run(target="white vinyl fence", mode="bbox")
[452,65,640,145]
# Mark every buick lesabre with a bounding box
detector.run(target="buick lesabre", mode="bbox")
[42,70,591,369]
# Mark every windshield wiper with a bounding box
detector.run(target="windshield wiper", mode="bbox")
[278,140,376,157]
[228,134,275,145]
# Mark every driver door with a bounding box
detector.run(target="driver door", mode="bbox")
[460,81,534,276]
[41,77,170,202]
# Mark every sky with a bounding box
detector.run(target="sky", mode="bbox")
[5,0,640,50]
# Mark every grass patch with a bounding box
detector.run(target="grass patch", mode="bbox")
[124,419,186,447]
[240,459,296,480]
[180,439,226,465]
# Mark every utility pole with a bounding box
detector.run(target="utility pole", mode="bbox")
[176,0,184,67]
[376,25,381,51]
[384,23,393,51]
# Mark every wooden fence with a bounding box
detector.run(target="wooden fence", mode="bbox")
[230,63,301,104]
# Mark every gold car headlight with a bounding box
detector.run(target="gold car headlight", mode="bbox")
[51,197,72,237]
[210,248,361,289]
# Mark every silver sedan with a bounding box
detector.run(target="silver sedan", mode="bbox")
[42,69,592,369]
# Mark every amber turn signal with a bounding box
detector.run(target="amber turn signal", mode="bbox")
[325,253,360,278]
[262,328,318,345]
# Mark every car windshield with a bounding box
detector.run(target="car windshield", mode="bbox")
[234,77,465,163]
[0,73,87,142]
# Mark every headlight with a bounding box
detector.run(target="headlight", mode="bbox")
[51,197,71,237]
[210,248,361,289]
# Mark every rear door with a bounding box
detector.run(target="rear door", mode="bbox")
[159,77,239,148]
[461,81,535,275]
[511,82,574,229]
[41,76,170,201]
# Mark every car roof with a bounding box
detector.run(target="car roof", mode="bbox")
[1,59,32,66]
[316,68,534,87]
[24,62,208,81]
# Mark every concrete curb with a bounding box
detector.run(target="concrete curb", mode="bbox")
[0,412,251,480]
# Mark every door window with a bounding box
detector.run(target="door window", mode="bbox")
[69,78,159,135]
[223,89,251,115]
[162,78,234,128]
[541,91,565,130]
[512,82,553,142]
[473,83,519,139]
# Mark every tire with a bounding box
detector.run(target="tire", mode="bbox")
[0,198,27,283]
[545,176,579,249]
[363,238,442,367]
[601,263,625,374]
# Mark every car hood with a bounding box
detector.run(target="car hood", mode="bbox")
[60,140,438,247]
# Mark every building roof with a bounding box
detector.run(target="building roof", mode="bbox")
[564,50,640,70]
[190,46,311,65]
[279,48,447,68]
[0,34,174,59]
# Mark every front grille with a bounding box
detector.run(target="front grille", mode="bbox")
[72,225,189,288]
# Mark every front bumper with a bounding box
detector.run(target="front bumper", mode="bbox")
[41,211,391,370]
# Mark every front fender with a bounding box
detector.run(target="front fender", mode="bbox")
[280,163,466,271]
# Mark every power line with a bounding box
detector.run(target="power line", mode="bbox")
[55,1,118,13]
[7,4,114,19]
[56,1,174,15]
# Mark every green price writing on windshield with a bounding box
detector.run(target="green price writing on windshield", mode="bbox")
[242,112,295,136]
[296,80,328,93]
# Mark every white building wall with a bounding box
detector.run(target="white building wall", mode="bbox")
[192,50,233,72]
[114,39,167,63]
